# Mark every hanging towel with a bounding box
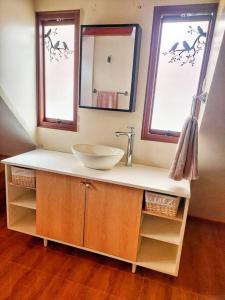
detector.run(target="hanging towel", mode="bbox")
[96,91,118,109]
[169,116,199,181]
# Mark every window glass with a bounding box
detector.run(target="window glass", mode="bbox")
[151,20,209,132]
[36,11,79,131]
[44,24,75,121]
[141,4,217,143]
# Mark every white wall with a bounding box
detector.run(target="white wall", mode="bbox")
[190,0,225,223]
[35,0,216,168]
[190,35,225,223]
[0,0,36,143]
[0,97,35,156]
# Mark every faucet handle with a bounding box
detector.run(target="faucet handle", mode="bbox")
[127,126,135,134]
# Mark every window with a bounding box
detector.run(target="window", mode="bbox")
[142,4,217,143]
[36,11,80,131]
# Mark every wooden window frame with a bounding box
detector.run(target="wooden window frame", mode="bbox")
[141,4,217,143]
[36,10,80,131]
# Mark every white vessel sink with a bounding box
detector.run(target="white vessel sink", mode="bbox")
[72,144,125,170]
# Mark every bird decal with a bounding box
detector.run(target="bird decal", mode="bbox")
[53,41,60,49]
[44,27,73,62]
[163,25,207,66]
[63,42,69,50]
[197,26,207,37]
[169,42,179,52]
[183,41,191,51]
[44,29,51,38]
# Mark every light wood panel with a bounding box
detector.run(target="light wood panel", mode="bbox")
[140,215,182,245]
[36,171,86,246]
[174,196,190,275]
[10,190,36,209]
[9,210,36,235]
[137,238,178,275]
[138,198,189,275]
[84,180,143,261]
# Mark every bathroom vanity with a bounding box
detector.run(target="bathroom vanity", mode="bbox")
[2,149,190,276]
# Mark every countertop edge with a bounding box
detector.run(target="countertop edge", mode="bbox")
[1,151,191,199]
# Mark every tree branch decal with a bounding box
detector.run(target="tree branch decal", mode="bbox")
[163,25,207,66]
[44,28,73,62]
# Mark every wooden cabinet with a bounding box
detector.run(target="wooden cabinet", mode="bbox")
[3,150,190,276]
[84,180,143,261]
[36,171,143,261]
[36,171,85,246]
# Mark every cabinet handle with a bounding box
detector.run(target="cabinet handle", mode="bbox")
[80,181,92,189]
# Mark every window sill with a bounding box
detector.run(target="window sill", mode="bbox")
[141,132,179,144]
[38,121,77,132]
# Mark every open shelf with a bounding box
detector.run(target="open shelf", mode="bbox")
[140,215,181,245]
[9,211,36,236]
[10,190,36,210]
[142,199,184,222]
[137,238,178,275]
[9,182,36,190]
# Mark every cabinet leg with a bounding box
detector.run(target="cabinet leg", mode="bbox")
[132,264,137,273]
[43,239,48,247]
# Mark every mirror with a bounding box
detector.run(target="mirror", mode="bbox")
[79,24,141,111]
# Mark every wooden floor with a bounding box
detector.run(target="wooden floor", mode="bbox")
[0,204,224,300]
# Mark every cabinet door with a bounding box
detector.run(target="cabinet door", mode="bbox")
[36,171,85,246]
[84,180,143,261]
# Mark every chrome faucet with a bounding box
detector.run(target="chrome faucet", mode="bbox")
[115,127,135,167]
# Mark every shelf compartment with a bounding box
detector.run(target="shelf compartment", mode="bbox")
[140,215,181,245]
[142,198,184,222]
[137,238,178,275]
[9,211,36,236]
[9,182,36,190]
[10,190,36,210]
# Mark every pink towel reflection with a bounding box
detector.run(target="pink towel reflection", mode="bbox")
[97,91,118,109]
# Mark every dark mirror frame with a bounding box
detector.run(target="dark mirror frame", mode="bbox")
[79,24,141,112]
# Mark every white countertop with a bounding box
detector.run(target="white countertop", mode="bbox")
[1,149,190,198]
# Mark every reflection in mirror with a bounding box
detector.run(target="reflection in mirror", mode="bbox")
[79,25,141,111]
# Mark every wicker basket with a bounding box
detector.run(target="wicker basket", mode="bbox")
[145,191,180,217]
[11,166,36,188]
